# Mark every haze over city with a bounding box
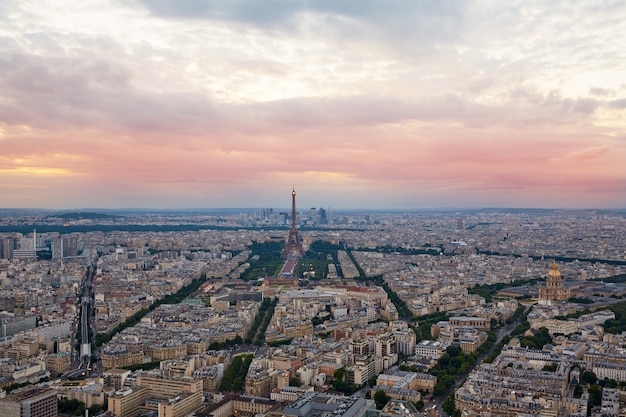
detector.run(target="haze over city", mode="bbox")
[1,0,625,209]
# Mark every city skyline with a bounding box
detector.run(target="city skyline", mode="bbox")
[1,1,625,210]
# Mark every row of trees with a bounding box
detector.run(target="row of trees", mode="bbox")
[58,398,105,416]
[219,354,253,392]
[440,307,531,415]
[429,336,495,396]
[442,392,459,416]
[121,361,161,371]
[602,301,626,334]
[95,277,205,346]
[293,240,344,279]
[477,251,626,267]
[468,278,543,303]
[374,245,441,256]
[1,223,288,235]
[344,248,365,279]
[506,304,526,325]
[245,297,277,346]
[519,326,552,349]
[378,280,414,320]
[484,307,531,364]
[412,311,448,341]
[240,241,285,280]
[208,335,243,351]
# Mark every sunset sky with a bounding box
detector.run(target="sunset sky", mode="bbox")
[1,0,625,210]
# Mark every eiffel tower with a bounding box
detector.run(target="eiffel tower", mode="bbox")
[281,187,305,258]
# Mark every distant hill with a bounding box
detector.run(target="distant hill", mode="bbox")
[51,212,120,220]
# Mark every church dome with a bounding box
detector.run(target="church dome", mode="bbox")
[547,262,561,279]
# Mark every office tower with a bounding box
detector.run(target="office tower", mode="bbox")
[52,237,79,259]
[319,207,327,224]
[0,237,14,259]
[13,233,36,259]
[52,238,64,259]
[308,207,317,224]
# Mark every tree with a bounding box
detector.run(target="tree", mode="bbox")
[582,370,597,385]
[599,378,617,388]
[446,345,462,358]
[58,399,85,416]
[542,363,558,372]
[374,390,391,410]
[438,353,450,368]
[219,354,253,392]
[588,384,602,409]
[442,392,456,415]
[290,378,302,387]
[573,383,583,398]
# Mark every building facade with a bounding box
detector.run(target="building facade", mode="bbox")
[0,387,57,417]
[538,263,570,304]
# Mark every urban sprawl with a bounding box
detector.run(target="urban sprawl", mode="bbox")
[0,205,625,417]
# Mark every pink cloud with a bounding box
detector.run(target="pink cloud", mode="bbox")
[0,4,625,210]
[552,145,612,162]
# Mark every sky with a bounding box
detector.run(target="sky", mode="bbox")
[1,0,625,210]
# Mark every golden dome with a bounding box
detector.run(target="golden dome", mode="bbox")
[548,262,561,278]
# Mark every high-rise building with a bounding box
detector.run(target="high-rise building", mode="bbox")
[52,237,79,259]
[12,234,36,259]
[319,208,327,224]
[0,237,13,259]
[52,239,63,259]
[261,208,274,220]
[308,207,318,224]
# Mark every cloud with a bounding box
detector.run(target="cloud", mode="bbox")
[1,48,602,144]
[608,98,626,109]
[134,0,465,50]
[135,0,461,27]
[589,87,614,97]
[1,0,625,208]
[552,145,612,162]
[134,0,302,23]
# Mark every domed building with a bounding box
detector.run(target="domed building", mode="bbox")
[538,262,571,304]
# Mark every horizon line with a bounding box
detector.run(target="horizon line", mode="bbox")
[1,207,625,213]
